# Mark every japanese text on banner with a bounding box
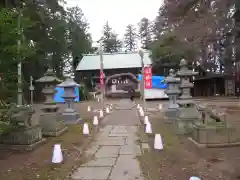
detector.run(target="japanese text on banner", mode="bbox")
[144,66,152,89]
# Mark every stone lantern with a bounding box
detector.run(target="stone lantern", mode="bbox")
[36,68,67,136]
[175,59,200,134]
[177,59,198,99]
[57,78,81,124]
[164,69,181,122]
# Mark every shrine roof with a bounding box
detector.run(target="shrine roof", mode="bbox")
[76,51,152,71]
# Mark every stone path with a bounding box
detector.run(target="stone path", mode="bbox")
[114,99,136,110]
[71,104,144,180]
[101,109,140,126]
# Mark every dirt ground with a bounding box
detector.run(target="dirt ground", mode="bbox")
[138,105,240,180]
[0,101,102,180]
[1,98,239,180]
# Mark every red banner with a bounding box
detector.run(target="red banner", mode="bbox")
[100,71,105,86]
[144,66,152,89]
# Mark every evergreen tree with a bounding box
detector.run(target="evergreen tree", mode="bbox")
[152,7,168,40]
[138,18,152,49]
[124,24,137,51]
[67,6,92,75]
[101,21,122,53]
[0,1,92,102]
[235,1,240,64]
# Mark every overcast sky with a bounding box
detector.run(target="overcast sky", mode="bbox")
[66,0,163,43]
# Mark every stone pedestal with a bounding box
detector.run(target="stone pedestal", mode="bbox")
[36,68,67,136]
[57,78,81,124]
[0,104,46,151]
[0,126,46,151]
[174,101,200,134]
[164,69,181,122]
[39,112,68,136]
[165,108,178,122]
[61,108,81,124]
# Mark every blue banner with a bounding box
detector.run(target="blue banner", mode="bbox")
[138,75,167,89]
[54,87,80,103]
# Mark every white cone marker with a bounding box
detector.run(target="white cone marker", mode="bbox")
[87,106,91,112]
[144,116,149,125]
[158,104,162,110]
[154,134,163,150]
[137,104,140,109]
[145,122,152,134]
[93,116,98,125]
[83,123,89,135]
[139,108,144,117]
[99,110,104,118]
[106,107,110,113]
[189,177,201,180]
[52,144,63,164]
[97,97,100,102]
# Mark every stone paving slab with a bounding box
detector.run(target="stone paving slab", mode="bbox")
[85,144,100,156]
[126,126,138,133]
[82,157,116,167]
[101,109,141,125]
[119,145,141,155]
[125,137,139,145]
[71,167,111,180]
[108,133,129,137]
[95,146,120,158]
[96,136,124,141]
[109,155,143,180]
[95,138,125,146]
[111,126,128,134]
[141,143,150,151]
[99,125,113,133]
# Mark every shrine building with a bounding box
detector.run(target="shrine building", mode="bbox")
[75,51,152,93]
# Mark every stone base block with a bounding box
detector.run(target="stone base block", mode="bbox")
[62,111,82,124]
[188,137,240,148]
[43,126,68,137]
[0,126,43,145]
[0,126,46,152]
[164,108,178,123]
[174,119,194,135]
[39,113,68,137]
[0,138,46,152]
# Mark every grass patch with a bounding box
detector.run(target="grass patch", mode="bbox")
[137,115,189,180]
[137,112,240,179]
[0,119,97,180]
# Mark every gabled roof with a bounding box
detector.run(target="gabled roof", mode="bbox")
[76,51,152,71]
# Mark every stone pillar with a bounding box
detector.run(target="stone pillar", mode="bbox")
[36,68,67,136]
[175,59,200,134]
[57,78,82,124]
[164,69,181,122]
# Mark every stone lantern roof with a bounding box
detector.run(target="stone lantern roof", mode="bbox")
[36,68,62,83]
[165,69,181,83]
[57,78,80,88]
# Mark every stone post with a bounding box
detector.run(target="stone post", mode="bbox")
[57,78,82,124]
[29,76,35,105]
[36,68,67,136]
[164,69,181,122]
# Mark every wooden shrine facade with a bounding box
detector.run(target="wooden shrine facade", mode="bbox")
[193,66,234,97]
